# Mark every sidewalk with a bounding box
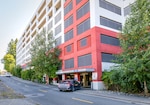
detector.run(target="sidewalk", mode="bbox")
[79,89,150,105]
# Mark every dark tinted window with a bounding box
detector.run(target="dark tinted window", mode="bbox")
[102,53,116,62]
[64,15,73,29]
[64,1,73,16]
[65,58,74,69]
[66,44,71,52]
[77,1,89,19]
[77,18,90,35]
[65,29,73,42]
[76,0,81,5]
[99,0,121,15]
[101,34,120,46]
[80,37,87,47]
[100,16,122,30]
[78,54,92,67]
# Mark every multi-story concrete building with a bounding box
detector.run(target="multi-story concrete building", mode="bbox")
[16,0,135,90]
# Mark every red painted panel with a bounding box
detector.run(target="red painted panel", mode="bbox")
[61,1,122,81]
[77,35,91,51]
[64,0,72,8]
[64,43,74,55]
[59,26,122,80]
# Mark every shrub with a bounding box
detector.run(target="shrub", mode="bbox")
[102,69,144,93]
[21,69,33,80]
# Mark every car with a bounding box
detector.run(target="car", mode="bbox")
[58,79,81,92]
[5,73,12,77]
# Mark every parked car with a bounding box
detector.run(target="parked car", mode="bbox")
[58,79,81,92]
[5,72,12,77]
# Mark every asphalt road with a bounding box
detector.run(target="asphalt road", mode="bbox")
[0,76,147,105]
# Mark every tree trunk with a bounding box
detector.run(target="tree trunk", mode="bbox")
[144,80,148,96]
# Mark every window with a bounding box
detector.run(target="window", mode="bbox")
[55,36,61,46]
[77,1,89,19]
[48,20,53,31]
[99,0,121,15]
[78,54,92,67]
[102,53,116,62]
[66,44,71,52]
[100,16,122,30]
[64,15,73,29]
[80,37,87,47]
[124,5,131,16]
[77,18,90,35]
[64,1,73,16]
[76,0,81,5]
[65,29,73,42]
[65,58,74,69]
[55,24,61,35]
[101,34,120,46]
[55,12,61,24]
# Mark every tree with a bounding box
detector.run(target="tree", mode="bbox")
[3,54,15,72]
[7,39,18,59]
[118,0,150,95]
[30,29,62,83]
[3,39,17,72]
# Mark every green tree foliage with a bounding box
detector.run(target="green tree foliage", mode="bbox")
[103,0,150,95]
[30,29,62,80]
[3,54,15,73]
[3,39,17,72]
[7,39,18,59]
[119,0,150,95]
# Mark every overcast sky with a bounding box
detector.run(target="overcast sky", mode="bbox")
[0,0,42,70]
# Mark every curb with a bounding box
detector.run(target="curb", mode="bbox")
[79,90,150,105]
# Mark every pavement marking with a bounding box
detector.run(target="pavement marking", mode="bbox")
[39,89,48,93]
[75,92,150,105]
[72,97,93,104]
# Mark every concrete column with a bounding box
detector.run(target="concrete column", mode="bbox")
[62,74,66,80]
[91,72,105,90]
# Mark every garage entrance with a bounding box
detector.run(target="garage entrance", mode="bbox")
[80,72,92,88]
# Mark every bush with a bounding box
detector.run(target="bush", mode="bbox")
[21,69,33,80]
[12,66,22,78]
[102,69,144,93]
[20,69,48,84]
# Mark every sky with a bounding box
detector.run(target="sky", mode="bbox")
[0,0,42,70]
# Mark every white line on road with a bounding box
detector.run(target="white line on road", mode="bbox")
[72,97,93,104]
[75,92,150,105]
[39,89,48,93]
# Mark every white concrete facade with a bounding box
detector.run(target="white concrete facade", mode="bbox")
[16,0,65,67]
